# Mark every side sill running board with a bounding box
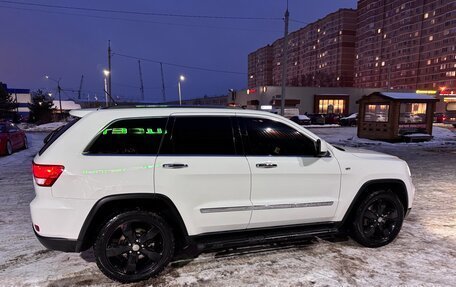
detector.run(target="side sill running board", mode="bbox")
[191,225,340,253]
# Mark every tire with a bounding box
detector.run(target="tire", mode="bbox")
[350,189,404,248]
[94,210,175,283]
[22,136,28,150]
[6,141,13,155]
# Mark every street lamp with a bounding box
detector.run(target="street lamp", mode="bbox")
[103,69,110,107]
[45,75,63,118]
[178,75,185,106]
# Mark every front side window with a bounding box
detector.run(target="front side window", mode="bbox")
[160,116,236,155]
[240,117,316,156]
[399,103,427,123]
[364,104,389,122]
[85,118,167,155]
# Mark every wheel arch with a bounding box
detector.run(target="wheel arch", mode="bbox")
[76,193,189,252]
[341,179,408,227]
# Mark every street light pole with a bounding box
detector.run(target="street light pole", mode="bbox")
[103,70,110,107]
[45,75,63,119]
[178,75,185,106]
[280,5,290,116]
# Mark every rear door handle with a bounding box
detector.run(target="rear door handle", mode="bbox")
[256,162,278,168]
[162,163,188,169]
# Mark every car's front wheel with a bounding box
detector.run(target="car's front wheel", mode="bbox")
[351,190,404,248]
[94,210,175,283]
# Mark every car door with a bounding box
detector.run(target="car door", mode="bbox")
[7,124,20,149]
[154,114,252,236]
[238,115,341,229]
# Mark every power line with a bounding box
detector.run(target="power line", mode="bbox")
[290,19,311,25]
[113,52,247,75]
[0,5,282,33]
[0,0,282,21]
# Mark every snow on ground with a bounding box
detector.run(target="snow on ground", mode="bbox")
[0,127,455,286]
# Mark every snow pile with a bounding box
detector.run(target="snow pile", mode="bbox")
[312,126,455,148]
[18,121,67,132]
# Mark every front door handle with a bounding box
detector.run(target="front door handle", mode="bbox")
[256,162,278,168]
[162,163,189,169]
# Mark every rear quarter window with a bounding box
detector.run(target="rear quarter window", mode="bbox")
[39,119,80,156]
[84,117,168,155]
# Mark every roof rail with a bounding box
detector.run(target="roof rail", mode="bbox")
[101,105,241,110]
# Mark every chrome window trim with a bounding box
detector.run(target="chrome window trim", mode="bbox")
[200,201,334,213]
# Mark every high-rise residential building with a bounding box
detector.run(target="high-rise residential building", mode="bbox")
[247,9,357,88]
[248,45,273,88]
[354,0,456,90]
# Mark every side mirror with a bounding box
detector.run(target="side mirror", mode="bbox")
[314,139,328,157]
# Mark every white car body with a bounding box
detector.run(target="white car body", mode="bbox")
[30,108,415,241]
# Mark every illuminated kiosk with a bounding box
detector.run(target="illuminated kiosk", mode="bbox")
[356,92,438,142]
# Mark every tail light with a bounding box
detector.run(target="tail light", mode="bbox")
[32,162,64,187]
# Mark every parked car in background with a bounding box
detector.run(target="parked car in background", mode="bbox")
[324,113,341,125]
[0,121,27,156]
[433,113,446,123]
[307,113,325,125]
[340,113,358,126]
[289,115,311,125]
[444,102,456,127]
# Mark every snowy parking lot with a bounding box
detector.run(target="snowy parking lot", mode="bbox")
[0,127,455,286]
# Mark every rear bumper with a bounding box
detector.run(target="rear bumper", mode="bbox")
[34,228,78,252]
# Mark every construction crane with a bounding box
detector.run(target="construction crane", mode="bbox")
[78,75,84,99]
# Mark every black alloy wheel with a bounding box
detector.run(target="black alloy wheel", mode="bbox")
[351,190,404,248]
[6,141,13,155]
[94,211,175,283]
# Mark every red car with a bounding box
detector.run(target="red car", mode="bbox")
[0,121,28,156]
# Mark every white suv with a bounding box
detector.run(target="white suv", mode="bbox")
[30,107,415,283]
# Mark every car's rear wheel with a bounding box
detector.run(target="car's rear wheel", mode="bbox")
[94,210,175,283]
[6,141,13,155]
[351,190,404,248]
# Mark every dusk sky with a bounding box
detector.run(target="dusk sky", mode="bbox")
[0,0,356,103]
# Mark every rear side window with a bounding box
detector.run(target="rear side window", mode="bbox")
[39,119,80,156]
[159,116,237,155]
[85,118,168,155]
[240,117,316,156]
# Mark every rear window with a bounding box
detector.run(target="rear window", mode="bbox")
[39,119,80,156]
[84,118,168,155]
[0,124,6,133]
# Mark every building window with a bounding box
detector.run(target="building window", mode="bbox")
[424,13,429,19]
[399,103,427,123]
[364,104,389,122]
[249,75,254,79]
[377,28,382,34]
[318,99,346,114]
[429,35,433,41]
[381,61,386,66]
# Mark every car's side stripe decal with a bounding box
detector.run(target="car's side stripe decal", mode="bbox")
[200,201,334,213]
